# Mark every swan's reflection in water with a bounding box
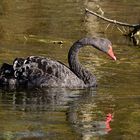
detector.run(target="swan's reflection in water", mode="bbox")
[0,88,83,140]
[0,88,114,139]
[67,89,114,140]
[11,88,83,111]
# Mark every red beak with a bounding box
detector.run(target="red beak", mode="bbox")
[107,46,116,60]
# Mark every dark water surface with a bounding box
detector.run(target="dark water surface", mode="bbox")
[0,0,140,140]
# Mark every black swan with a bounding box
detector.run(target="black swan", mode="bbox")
[0,37,116,89]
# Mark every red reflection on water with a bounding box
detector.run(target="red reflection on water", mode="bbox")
[105,113,113,132]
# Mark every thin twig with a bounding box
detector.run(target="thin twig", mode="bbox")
[105,23,111,31]
[116,26,124,34]
[122,26,127,33]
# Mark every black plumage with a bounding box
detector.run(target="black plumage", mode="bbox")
[0,37,116,89]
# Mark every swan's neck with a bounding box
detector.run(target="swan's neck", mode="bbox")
[68,40,96,87]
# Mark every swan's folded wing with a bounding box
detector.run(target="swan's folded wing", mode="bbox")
[14,56,85,88]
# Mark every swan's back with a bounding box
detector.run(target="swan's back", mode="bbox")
[13,56,85,88]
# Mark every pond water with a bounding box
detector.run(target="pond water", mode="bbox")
[0,0,140,140]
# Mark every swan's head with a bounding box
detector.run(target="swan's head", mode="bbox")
[91,37,116,60]
[78,37,116,60]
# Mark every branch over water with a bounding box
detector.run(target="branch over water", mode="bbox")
[85,8,139,28]
[85,8,140,45]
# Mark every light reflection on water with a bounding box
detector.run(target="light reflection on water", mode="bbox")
[0,0,140,140]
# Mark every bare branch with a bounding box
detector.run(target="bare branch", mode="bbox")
[85,8,140,45]
[85,8,139,28]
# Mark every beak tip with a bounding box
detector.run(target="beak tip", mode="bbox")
[113,56,117,61]
[107,46,116,61]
